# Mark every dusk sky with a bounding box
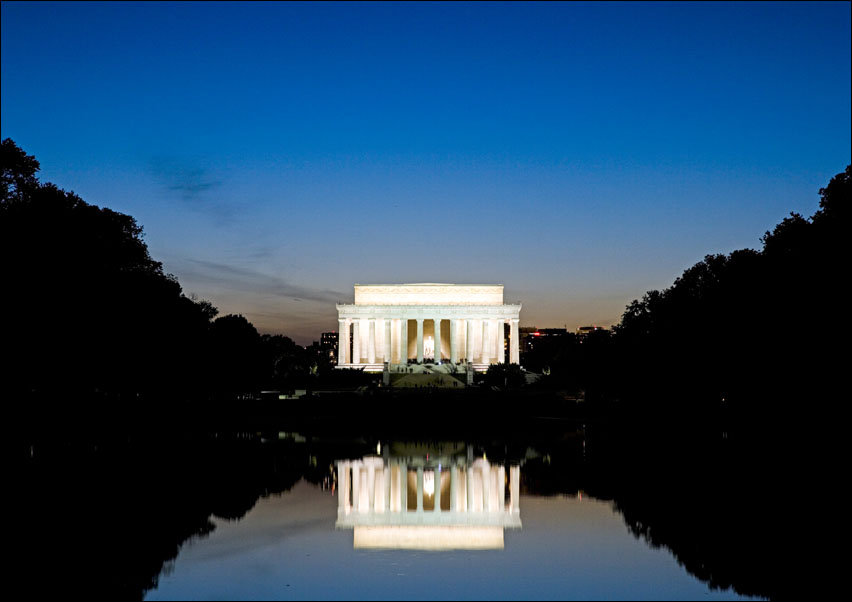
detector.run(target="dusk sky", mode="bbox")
[2,1,849,343]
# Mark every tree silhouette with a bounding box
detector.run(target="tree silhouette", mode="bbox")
[209,314,263,394]
[1,138,40,201]
[609,164,850,420]
[484,362,526,389]
[1,139,218,399]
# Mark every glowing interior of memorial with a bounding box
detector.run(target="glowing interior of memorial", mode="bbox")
[335,444,521,550]
[336,284,522,372]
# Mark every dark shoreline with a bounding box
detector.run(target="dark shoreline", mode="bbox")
[13,385,823,601]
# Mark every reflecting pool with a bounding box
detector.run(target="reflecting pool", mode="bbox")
[20,432,773,600]
[138,440,758,600]
[146,479,750,600]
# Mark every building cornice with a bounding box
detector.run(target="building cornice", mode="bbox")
[337,304,522,319]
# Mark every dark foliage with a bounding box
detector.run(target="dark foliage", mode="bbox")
[611,167,849,422]
[521,418,808,600]
[1,139,218,398]
[6,139,845,600]
[1,139,336,404]
[509,167,849,599]
[16,433,355,600]
[531,165,849,420]
[522,329,614,394]
[484,362,526,389]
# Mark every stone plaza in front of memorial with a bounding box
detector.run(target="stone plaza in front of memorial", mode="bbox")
[336,283,521,374]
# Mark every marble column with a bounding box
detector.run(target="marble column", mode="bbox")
[481,320,490,364]
[495,320,505,364]
[511,319,520,364]
[450,465,459,511]
[384,319,391,364]
[489,466,499,510]
[351,461,361,512]
[510,465,520,513]
[367,462,376,510]
[399,319,407,364]
[481,460,491,512]
[466,465,475,511]
[466,320,474,363]
[434,468,442,512]
[434,318,442,363]
[399,462,408,512]
[416,319,424,363]
[498,465,506,511]
[384,466,391,512]
[337,461,348,512]
[360,469,369,513]
[450,319,458,364]
[416,466,424,512]
[337,319,347,366]
[368,319,376,364]
[352,320,361,364]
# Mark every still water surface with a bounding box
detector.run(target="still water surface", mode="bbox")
[146,479,753,600]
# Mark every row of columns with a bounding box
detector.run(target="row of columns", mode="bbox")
[338,318,521,365]
[337,459,521,515]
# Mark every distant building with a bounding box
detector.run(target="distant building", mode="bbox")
[575,326,610,342]
[321,331,339,362]
[576,325,607,340]
[520,327,571,353]
[518,327,537,354]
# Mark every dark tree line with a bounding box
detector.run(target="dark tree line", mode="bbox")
[522,165,849,421]
[17,432,360,600]
[1,139,333,406]
[520,328,614,395]
[520,166,849,600]
[3,135,847,423]
[612,165,849,416]
[7,135,842,600]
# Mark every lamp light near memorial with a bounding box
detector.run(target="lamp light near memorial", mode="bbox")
[424,471,435,496]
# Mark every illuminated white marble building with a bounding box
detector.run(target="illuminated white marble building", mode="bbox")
[335,449,521,550]
[336,284,521,371]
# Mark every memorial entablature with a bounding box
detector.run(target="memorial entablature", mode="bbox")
[336,283,521,372]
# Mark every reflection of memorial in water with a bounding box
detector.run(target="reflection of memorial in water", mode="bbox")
[336,443,521,549]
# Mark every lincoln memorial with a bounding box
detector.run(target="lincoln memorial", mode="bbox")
[336,443,521,550]
[336,283,522,372]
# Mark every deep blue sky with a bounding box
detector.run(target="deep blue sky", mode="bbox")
[3,1,849,343]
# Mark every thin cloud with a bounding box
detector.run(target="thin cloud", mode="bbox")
[174,258,344,304]
[168,257,343,342]
[146,158,235,220]
[148,158,222,200]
